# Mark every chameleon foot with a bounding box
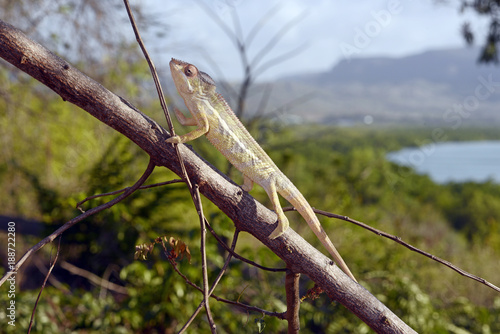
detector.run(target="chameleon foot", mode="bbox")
[268,215,289,239]
[166,135,181,144]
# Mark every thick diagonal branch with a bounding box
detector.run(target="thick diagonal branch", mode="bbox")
[0,20,415,333]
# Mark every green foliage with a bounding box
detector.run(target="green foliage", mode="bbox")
[2,65,500,333]
[461,0,500,64]
[441,182,500,245]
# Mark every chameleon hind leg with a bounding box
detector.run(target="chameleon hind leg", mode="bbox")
[265,181,289,239]
[242,175,254,192]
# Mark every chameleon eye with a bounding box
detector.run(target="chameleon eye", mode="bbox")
[184,65,197,77]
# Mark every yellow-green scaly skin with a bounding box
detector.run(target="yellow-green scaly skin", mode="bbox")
[167,58,356,282]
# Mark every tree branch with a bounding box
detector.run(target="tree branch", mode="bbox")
[285,270,301,333]
[60,261,128,295]
[0,19,416,333]
[0,158,156,287]
[294,207,500,293]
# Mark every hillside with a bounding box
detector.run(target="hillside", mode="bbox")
[241,47,500,126]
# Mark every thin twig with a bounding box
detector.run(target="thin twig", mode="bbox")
[196,184,216,332]
[245,3,283,48]
[77,179,184,211]
[124,5,229,331]
[194,0,306,119]
[122,0,192,190]
[164,235,285,320]
[28,237,61,333]
[32,255,67,292]
[122,0,173,137]
[247,83,272,128]
[283,206,500,293]
[204,218,286,272]
[249,10,308,72]
[179,230,240,333]
[0,159,156,287]
[60,261,128,295]
[211,230,238,292]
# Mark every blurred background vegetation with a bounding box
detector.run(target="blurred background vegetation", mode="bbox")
[1,1,500,333]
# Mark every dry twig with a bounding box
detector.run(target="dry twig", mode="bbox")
[60,261,128,295]
[283,206,500,293]
[77,179,184,211]
[0,159,156,287]
[285,270,301,333]
[123,1,217,328]
[203,218,286,272]
[28,237,61,333]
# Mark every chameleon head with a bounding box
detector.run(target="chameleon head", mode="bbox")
[169,58,216,97]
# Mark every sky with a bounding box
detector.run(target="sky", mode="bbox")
[142,0,488,82]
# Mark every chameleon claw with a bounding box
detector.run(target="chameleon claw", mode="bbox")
[269,224,287,239]
[268,215,289,239]
[166,135,181,144]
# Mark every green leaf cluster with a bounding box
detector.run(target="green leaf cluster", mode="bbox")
[2,71,500,333]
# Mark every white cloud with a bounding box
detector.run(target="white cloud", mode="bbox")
[143,0,488,81]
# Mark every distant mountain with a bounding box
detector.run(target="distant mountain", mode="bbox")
[247,47,500,126]
[288,47,494,92]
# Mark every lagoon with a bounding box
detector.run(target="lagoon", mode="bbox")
[387,140,500,184]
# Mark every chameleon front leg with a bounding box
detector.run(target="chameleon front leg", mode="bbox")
[166,109,209,144]
[265,180,290,239]
[173,108,197,126]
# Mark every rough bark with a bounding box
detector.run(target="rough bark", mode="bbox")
[0,19,417,333]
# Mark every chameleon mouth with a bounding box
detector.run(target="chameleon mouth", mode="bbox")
[170,58,188,66]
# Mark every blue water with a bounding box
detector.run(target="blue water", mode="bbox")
[387,141,500,184]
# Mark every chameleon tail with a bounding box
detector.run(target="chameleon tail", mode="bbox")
[279,182,358,282]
